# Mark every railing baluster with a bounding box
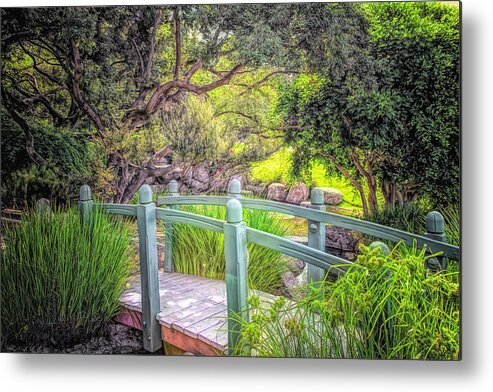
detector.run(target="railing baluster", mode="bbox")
[78,185,93,228]
[164,180,179,273]
[137,185,162,352]
[224,198,249,356]
[307,188,327,284]
[424,211,447,271]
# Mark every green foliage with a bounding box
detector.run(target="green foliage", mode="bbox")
[233,243,460,359]
[368,203,427,235]
[1,111,103,208]
[170,205,293,294]
[1,207,132,348]
[442,206,460,247]
[162,96,233,163]
[277,2,459,210]
[368,203,460,247]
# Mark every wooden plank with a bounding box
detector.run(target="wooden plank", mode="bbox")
[160,325,224,356]
[197,320,228,350]
[160,300,218,326]
[118,271,285,355]
[173,304,227,336]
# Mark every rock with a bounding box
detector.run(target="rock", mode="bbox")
[281,269,308,300]
[285,183,309,205]
[193,164,210,183]
[320,187,343,205]
[283,255,305,277]
[267,183,288,202]
[119,346,134,355]
[325,226,361,252]
[245,184,267,197]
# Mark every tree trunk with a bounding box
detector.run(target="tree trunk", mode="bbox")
[351,151,379,215]
[381,179,397,209]
[322,153,370,217]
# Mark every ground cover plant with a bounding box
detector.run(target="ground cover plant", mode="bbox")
[169,205,293,294]
[233,243,460,359]
[1,207,132,348]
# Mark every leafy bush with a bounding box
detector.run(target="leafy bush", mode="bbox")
[170,205,293,294]
[1,112,103,208]
[1,207,132,348]
[233,243,460,359]
[162,96,234,164]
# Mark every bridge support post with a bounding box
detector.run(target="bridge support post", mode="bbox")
[307,188,327,285]
[224,198,249,356]
[78,185,94,228]
[164,180,179,273]
[137,185,162,352]
[424,211,447,271]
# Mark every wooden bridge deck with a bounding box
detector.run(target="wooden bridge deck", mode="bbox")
[115,271,278,356]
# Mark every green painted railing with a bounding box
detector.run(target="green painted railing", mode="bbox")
[78,179,459,355]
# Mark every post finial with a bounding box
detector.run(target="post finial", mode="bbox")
[426,211,445,234]
[226,198,243,223]
[228,178,242,196]
[139,184,153,204]
[311,188,324,206]
[369,241,391,255]
[80,184,92,201]
[168,180,179,194]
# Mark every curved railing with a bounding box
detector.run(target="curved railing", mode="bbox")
[157,180,459,261]
[78,179,459,355]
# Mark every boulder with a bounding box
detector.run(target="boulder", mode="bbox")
[285,182,309,205]
[320,187,343,205]
[325,226,361,252]
[267,183,288,201]
[193,164,210,183]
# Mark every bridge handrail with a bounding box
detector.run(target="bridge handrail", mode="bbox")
[245,227,351,274]
[157,195,459,261]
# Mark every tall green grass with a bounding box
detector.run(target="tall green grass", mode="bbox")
[233,243,460,359]
[170,205,293,294]
[368,203,460,246]
[1,207,132,348]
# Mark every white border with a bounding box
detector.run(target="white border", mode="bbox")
[2,1,492,391]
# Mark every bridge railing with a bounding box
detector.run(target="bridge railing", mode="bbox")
[78,180,459,355]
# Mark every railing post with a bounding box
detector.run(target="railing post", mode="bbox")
[136,185,162,352]
[307,188,326,284]
[164,180,179,273]
[78,185,93,227]
[228,178,242,198]
[424,211,447,271]
[369,241,391,255]
[35,198,51,215]
[224,198,249,355]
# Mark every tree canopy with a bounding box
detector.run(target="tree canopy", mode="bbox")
[277,2,459,215]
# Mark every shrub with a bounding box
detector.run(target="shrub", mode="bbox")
[1,207,132,348]
[233,243,460,359]
[170,205,293,294]
[1,111,104,208]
